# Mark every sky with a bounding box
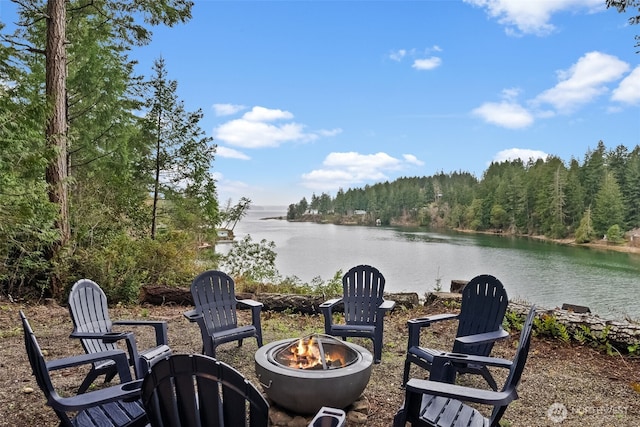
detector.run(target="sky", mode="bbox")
[2,1,640,207]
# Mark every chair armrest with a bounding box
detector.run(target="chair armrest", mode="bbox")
[379,300,396,312]
[53,379,143,412]
[405,378,516,407]
[433,352,513,370]
[238,299,263,309]
[407,313,459,327]
[406,313,459,349]
[46,349,134,383]
[113,320,169,346]
[455,327,509,347]
[69,331,132,344]
[183,309,202,322]
[319,298,342,309]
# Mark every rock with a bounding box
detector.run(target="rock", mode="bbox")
[22,387,34,394]
[347,410,368,425]
[450,279,469,293]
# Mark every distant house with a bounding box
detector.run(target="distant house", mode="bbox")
[306,209,319,215]
[354,210,366,215]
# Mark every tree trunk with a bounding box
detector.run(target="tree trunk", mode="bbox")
[45,0,69,297]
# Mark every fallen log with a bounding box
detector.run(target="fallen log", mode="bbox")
[140,285,418,312]
[427,292,640,348]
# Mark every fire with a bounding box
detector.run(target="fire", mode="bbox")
[283,336,346,369]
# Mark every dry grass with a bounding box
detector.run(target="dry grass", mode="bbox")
[1,298,640,426]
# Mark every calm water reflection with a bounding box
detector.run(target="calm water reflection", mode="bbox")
[231,209,640,320]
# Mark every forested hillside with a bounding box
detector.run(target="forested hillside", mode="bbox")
[1,1,220,302]
[289,141,640,244]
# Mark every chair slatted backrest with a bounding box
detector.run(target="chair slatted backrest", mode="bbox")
[453,274,508,356]
[191,271,239,334]
[343,265,385,326]
[68,279,118,354]
[142,354,269,427]
[490,306,536,424]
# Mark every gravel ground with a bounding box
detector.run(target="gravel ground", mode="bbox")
[1,298,639,426]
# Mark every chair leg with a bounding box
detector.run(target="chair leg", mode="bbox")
[237,339,244,348]
[479,366,498,391]
[77,368,105,394]
[402,359,411,387]
[373,338,382,364]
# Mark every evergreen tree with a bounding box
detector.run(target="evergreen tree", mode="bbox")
[592,171,625,236]
[142,57,217,239]
[575,207,595,243]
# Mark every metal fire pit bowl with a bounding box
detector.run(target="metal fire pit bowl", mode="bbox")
[254,334,373,414]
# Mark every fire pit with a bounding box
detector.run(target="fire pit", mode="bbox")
[255,334,373,414]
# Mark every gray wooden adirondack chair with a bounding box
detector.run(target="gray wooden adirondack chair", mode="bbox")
[402,274,509,389]
[20,311,148,427]
[320,264,396,363]
[141,353,269,427]
[184,270,263,358]
[393,306,537,427]
[68,279,172,392]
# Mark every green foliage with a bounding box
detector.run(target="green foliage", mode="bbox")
[573,325,619,356]
[593,172,625,236]
[534,314,570,343]
[64,231,206,303]
[503,310,525,333]
[606,224,625,244]
[220,235,279,285]
[575,207,595,243]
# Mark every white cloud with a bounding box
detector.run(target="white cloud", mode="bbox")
[412,57,442,70]
[243,106,293,122]
[213,103,246,116]
[216,146,250,160]
[611,66,640,105]
[389,49,407,61]
[403,154,425,166]
[214,106,338,148]
[492,148,549,164]
[301,152,423,191]
[472,101,534,129]
[534,51,630,113]
[463,0,603,36]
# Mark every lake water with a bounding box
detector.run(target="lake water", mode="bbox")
[230,208,640,321]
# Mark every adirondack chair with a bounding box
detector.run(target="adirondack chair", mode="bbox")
[402,274,509,389]
[393,306,537,427]
[20,311,148,427]
[320,264,396,363]
[184,270,263,358]
[141,353,269,427]
[68,279,172,392]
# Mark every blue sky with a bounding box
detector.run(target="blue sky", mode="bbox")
[2,1,640,207]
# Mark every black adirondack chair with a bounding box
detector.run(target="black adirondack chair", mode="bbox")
[141,353,269,427]
[402,274,509,389]
[20,311,148,427]
[68,279,172,392]
[320,264,396,363]
[393,305,537,427]
[184,270,263,358]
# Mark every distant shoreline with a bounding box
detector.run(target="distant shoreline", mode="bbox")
[454,228,640,256]
[264,214,640,257]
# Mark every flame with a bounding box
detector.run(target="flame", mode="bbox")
[282,336,346,369]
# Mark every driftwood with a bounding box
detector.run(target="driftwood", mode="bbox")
[140,285,419,313]
[508,300,640,349]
